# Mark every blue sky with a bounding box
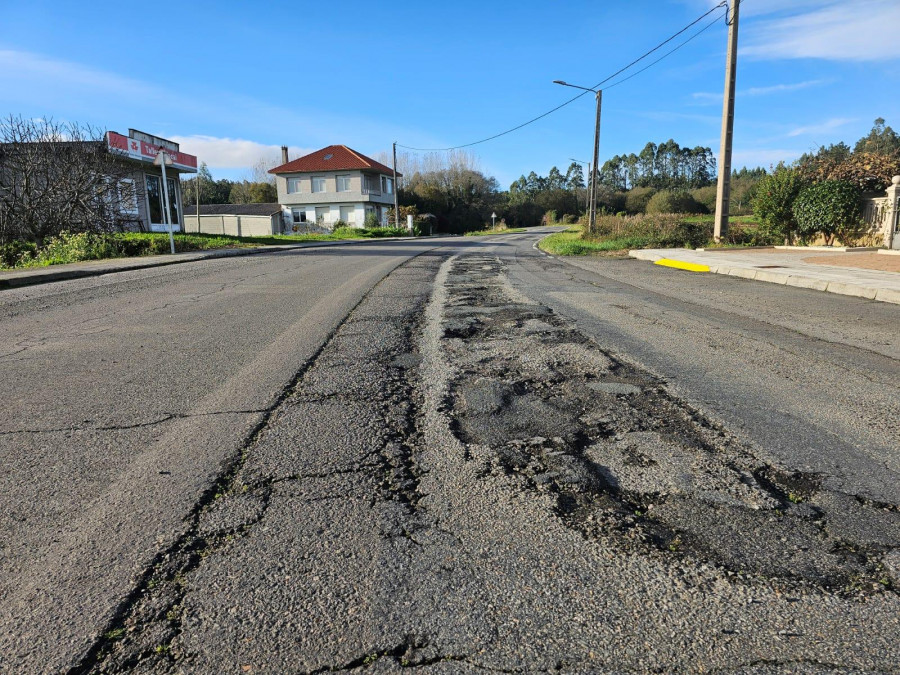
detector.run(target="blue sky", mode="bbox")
[1,0,898,188]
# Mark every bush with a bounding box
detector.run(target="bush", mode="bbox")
[645,190,705,215]
[752,166,805,244]
[543,209,558,224]
[588,213,711,249]
[0,240,38,268]
[332,219,348,230]
[792,180,862,245]
[624,187,657,214]
[691,185,718,213]
[562,214,577,224]
[363,212,380,228]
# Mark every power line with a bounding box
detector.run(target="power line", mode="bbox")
[397,2,727,153]
[605,11,725,91]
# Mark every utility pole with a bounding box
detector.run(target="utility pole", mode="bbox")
[392,142,400,229]
[555,81,602,232]
[590,90,602,232]
[714,0,740,242]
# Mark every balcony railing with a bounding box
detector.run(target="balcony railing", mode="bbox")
[361,185,382,196]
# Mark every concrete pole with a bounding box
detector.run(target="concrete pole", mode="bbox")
[159,155,175,254]
[589,90,602,233]
[392,142,401,229]
[714,0,740,243]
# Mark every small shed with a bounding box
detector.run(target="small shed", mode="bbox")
[183,203,284,237]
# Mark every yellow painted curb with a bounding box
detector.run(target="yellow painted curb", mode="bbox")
[654,259,710,273]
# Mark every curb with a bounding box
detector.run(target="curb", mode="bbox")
[0,236,426,290]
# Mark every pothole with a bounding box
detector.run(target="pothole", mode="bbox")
[439,254,897,596]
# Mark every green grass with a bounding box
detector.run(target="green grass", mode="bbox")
[538,228,645,255]
[0,226,412,269]
[463,227,527,237]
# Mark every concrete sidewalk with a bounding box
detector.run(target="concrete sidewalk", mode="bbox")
[0,235,426,290]
[629,247,900,305]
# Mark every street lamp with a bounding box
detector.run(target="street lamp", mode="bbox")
[568,158,591,215]
[554,80,602,233]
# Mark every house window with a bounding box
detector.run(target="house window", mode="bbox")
[336,175,351,192]
[363,175,379,194]
[291,208,306,223]
[117,178,138,214]
[287,177,301,194]
[312,176,326,193]
[339,205,355,224]
[382,176,393,195]
[315,206,329,224]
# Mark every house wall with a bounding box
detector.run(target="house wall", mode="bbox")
[276,169,395,206]
[284,203,369,230]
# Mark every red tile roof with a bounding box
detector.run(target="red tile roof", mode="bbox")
[269,144,401,176]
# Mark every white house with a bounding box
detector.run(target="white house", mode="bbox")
[269,145,400,230]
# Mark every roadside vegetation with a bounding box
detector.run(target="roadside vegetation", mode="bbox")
[0,227,410,269]
[463,227,527,236]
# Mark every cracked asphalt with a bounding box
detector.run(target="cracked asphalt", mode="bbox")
[1,230,898,673]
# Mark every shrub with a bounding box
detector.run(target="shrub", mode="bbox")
[624,187,657,214]
[562,214,577,224]
[691,185,718,213]
[587,213,711,249]
[751,165,805,244]
[543,209,558,224]
[363,212,380,228]
[792,180,862,245]
[0,240,38,268]
[645,190,705,215]
[332,219,348,230]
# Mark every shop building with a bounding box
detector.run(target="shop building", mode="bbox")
[105,129,198,232]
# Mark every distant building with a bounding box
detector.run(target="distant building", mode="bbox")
[269,145,400,230]
[183,203,283,237]
[105,129,198,232]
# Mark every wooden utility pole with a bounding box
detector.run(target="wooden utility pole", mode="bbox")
[392,142,400,229]
[714,0,740,242]
[589,90,602,233]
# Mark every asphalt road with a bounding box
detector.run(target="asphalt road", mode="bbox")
[1,230,897,673]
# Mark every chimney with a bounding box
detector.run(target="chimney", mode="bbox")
[281,145,289,164]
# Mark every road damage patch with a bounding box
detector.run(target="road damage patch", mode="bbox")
[438,254,898,594]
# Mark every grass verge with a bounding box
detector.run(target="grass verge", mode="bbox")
[464,227,527,236]
[538,227,645,256]
[1,227,411,269]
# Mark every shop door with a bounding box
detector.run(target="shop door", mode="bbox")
[145,175,180,231]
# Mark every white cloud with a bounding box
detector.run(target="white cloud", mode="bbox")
[786,117,854,137]
[745,79,828,95]
[168,136,313,171]
[691,92,722,105]
[742,0,900,61]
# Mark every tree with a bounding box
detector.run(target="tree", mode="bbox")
[854,118,900,157]
[565,162,585,190]
[751,164,805,244]
[0,115,143,244]
[249,182,277,203]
